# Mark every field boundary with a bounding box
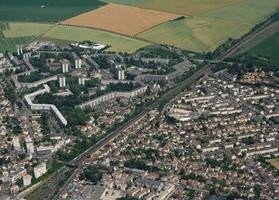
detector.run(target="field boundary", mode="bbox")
[134,16,187,37]
[55,24,158,45]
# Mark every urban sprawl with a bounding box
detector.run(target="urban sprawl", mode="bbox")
[0,40,278,200]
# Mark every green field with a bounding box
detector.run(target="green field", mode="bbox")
[2,22,53,38]
[248,31,279,66]
[136,0,279,52]
[202,0,279,24]
[42,25,151,53]
[0,22,149,54]
[1,0,279,54]
[0,22,54,53]
[137,17,251,52]
[102,0,245,16]
[0,0,105,22]
[0,31,33,53]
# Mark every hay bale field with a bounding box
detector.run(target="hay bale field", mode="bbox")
[61,3,179,36]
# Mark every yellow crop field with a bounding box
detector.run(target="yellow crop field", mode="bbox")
[61,3,179,36]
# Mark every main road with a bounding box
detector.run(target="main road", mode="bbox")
[23,17,277,200]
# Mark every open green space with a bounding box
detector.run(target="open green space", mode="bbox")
[42,25,151,53]
[0,0,106,22]
[248,31,279,66]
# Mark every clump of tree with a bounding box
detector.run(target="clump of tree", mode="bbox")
[17,72,44,83]
[80,165,102,185]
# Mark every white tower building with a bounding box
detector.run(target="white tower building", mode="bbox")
[78,76,85,85]
[75,59,82,69]
[16,45,23,56]
[62,62,69,73]
[59,75,66,88]
[117,69,125,80]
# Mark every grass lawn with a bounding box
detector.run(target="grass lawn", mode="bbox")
[102,0,245,16]
[267,158,279,169]
[0,0,106,22]
[248,31,279,66]
[42,25,151,53]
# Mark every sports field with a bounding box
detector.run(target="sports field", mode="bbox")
[102,0,245,16]
[0,0,106,22]
[248,31,279,66]
[62,3,179,36]
[42,25,151,53]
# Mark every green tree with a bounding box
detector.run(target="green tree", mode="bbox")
[81,165,102,185]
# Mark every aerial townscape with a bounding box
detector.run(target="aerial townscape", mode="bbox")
[0,0,279,200]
